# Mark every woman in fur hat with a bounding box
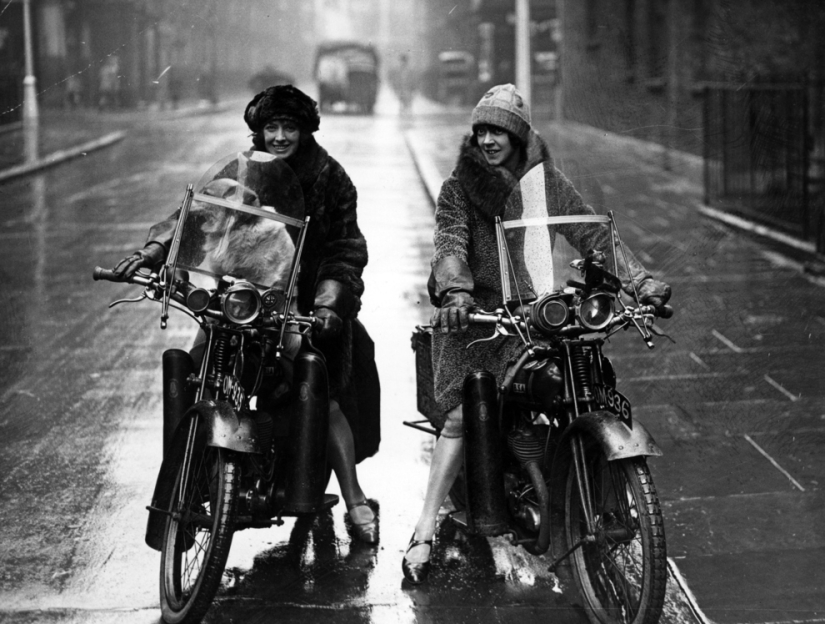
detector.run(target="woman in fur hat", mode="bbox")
[113,85,379,544]
[402,84,671,583]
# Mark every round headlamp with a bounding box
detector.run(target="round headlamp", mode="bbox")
[221,282,262,324]
[578,294,615,331]
[531,295,569,333]
[186,287,211,314]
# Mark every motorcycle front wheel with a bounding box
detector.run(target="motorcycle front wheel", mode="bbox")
[564,440,666,624]
[160,441,238,624]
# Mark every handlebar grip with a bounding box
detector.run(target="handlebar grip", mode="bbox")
[657,305,674,319]
[93,266,118,282]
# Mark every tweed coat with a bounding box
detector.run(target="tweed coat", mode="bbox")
[429,130,649,419]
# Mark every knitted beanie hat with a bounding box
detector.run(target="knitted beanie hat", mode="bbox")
[244,85,321,134]
[471,84,531,142]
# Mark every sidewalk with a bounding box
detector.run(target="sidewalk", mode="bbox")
[0,99,238,184]
[404,115,825,623]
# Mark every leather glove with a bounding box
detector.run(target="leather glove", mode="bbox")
[431,289,474,333]
[112,243,165,281]
[314,306,343,341]
[633,277,672,311]
[313,279,354,342]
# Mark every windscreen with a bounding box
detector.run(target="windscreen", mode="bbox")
[172,151,305,292]
[499,163,618,305]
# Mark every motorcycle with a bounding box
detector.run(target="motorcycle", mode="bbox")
[94,151,341,624]
[408,162,673,624]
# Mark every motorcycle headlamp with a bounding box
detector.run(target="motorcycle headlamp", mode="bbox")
[577,294,615,331]
[531,295,569,334]
[186,287,211,314]
[221,282,262,324]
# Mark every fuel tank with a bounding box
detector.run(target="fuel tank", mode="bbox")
[507,356,564,410]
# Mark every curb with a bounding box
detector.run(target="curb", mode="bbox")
[403,129,444,208]
[0,130,127,185]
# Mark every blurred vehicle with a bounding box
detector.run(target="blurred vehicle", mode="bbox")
[437,51,475,106]
[314,41,379,114]
[248,66,295,93]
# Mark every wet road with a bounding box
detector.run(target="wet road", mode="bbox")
[0,88,821,623]
[0,93,606,624]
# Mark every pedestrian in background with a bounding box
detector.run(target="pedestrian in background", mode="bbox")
[98,55,120,110]
[402,83,672,584]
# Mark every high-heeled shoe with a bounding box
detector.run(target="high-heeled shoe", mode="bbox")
[346,499,379,544]
[401,533,433,585]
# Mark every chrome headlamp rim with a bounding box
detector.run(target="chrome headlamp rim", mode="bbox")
[577,293,615,331]
[221,281,262,324]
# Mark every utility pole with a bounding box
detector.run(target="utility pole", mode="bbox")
[515,0,531,109]
[22,0,39,163]
[553,0,563,121]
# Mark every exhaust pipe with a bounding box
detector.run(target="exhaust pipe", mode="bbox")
[284,351,330,513]
[162,349,196,458]
[463,371,508,536]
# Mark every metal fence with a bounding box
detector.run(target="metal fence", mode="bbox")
[703,82,825,253]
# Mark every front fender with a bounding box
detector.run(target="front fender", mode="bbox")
[560,410,663,462]
[201,400,262,454]
[145,400,260,551]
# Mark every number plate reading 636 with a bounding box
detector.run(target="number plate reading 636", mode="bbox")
[594,384,632,426]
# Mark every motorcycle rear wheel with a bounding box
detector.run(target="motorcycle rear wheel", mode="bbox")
[564,442,666,624]
[160,443,238,624]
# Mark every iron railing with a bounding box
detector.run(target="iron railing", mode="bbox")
[703,82,825,252]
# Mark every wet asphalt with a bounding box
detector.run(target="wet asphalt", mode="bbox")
[0,87,822,623]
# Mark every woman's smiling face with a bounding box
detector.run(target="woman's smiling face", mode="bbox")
[263,119,301,159]
[475,124,519,171]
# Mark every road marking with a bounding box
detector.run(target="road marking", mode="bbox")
[763,374,800,402]
[711,329,743,353]
[744,434,805,492]
[689,352,710,369]
[667,558,714,624]
[622,372,737,382]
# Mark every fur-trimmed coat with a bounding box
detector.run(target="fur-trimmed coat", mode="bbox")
[144,138,374,458]
[429,130,649,418]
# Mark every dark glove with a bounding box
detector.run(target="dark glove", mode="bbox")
[112,243,165,281]
[313,279,355,342]
[431,289,474,333]
[314,306,343,341]
[634,277,672,311]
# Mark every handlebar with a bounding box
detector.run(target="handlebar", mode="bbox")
[93,265,321,329]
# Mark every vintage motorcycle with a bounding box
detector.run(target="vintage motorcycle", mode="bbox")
[408,162,672,624]
[94,152,344,624]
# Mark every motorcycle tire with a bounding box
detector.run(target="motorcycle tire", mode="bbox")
[160,443,238,624]
[564,439,666,624]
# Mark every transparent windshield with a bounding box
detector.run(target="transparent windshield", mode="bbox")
[498,163,618,305]
[171,151,305,292]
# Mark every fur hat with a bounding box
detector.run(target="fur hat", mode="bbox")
[244,85,321,134]
[471,84,531,142]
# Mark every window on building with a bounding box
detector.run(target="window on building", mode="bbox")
[586,0,600,49]
[622,0,636,81]
[646,0,667,89]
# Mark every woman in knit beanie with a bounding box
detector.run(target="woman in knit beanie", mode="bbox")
[402,84,672,583]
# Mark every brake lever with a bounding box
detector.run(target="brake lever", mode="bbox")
[108,291,148,308]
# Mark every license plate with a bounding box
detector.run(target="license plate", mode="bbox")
[594,384,632,426]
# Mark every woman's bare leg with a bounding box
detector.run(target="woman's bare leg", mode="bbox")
[326,400,374,525]
[406,403,464,563]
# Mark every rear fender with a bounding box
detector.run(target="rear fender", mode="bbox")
[145,400,260,551]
